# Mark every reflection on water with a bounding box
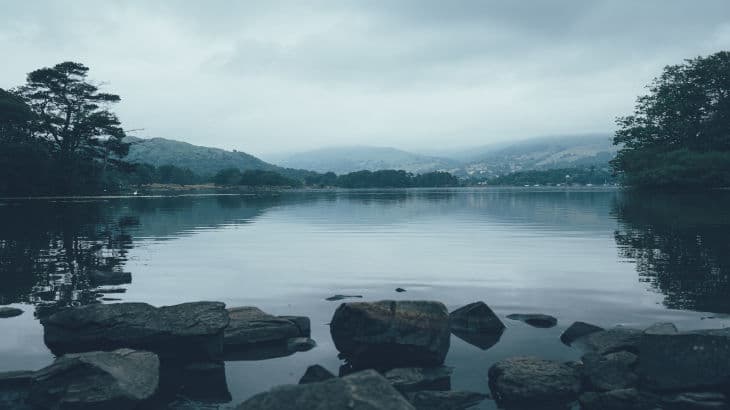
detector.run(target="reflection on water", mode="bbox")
[1,188,729,409]
[613,191,730,313]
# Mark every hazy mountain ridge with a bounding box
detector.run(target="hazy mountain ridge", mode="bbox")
[271,146,462,175]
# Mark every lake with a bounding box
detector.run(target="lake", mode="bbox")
[1,188,729,409]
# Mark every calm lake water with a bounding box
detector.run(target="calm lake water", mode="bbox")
[1,188,730,409]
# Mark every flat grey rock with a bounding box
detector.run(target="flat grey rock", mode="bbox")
[506,313,558,328]
[237,369,415,409]
[330,300,450,368]
[0,307,23,318]
[644,322,678,335]
[30,349,159,410]
[383,366,453,393]
[405,390,489,410]
[225,307,309,347]
[42,301,229,360]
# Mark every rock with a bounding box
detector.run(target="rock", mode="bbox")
[287,337,316,352]
[158,361,231,404]
[330,300,450,368]
[225,307,309,347]
[579,388,647,410]
[237,369,415,410]
[488,356,581,408]
[224,337,316,361]
[326,295,363,301]
[579,327,642,355]
[29,349,159,410]
[0,372,33,410]
[396,288,407,292]
[298,365,335,384]
[506,313,558,328]
[0,307,23,318]
[42,301,229,360]
[404,390,489,410]
[644,322,678,335]
[582,351,638,391]
[449,302,505,350]
[661,391,728,409]
[639,328,730,391]
[560,321,604,345]
[0,371,33,388]
[383,366,453,393]
[89,270,132,286]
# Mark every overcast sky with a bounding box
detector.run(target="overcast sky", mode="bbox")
[1,1,729,156]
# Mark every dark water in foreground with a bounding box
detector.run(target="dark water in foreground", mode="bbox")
[1,188,730,409]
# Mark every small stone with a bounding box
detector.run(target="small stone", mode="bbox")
[298,365,335,384]
[506,313,558,328]
[383,366,453,393]
[449,302,505,350]
[560,321,604,345]
[396,288,407,293]
[325,295,363,301]
[0,307,23,318]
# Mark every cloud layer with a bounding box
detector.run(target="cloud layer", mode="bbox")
[1,1,728,155]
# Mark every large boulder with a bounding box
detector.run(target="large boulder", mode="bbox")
[488,357,582,408]
[0,371,33,410]
[560,321,603,346]
[224,307,310,348]
[579,327,642,355]
[638,328,730,391]
[330,300,450,368]
[29,349,159,410]
[404,390,489,410]
[449,302,505,350]
[582,351,638,391]
[237,369,415,410]
[42,301,229,360]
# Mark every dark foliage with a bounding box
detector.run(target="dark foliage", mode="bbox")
[486,166,615,186]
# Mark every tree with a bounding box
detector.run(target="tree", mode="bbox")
[13,62,128,161]
[612,51,730,187]
[0,88,35,143]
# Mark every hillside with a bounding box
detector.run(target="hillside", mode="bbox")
[270,146,461,175]
[124,136,279,177]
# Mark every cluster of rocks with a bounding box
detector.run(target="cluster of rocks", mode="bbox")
[1,301,315,409]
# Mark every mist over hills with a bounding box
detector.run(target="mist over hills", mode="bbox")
[122,134,616,180]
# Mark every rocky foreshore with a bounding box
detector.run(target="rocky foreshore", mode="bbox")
[3,298,730,409]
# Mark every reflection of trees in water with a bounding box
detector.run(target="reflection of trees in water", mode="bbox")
[0,201,134,315]
[613,191,730,313]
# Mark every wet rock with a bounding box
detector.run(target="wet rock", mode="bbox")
[89,270,132,286]
[0,307,23,318]
[506,313,558,328]
[237,369,415,409]
[396,288,407,293]
[560,321,604,345]
[449,302,505,350]
[0,371,33,410]
[644,322,678,335]
[639,328,730,391]
[42,301,229,360]
[325,295,363,301]
[579,327,642,355]
[404,390,489,410]
[330,300,450,368]
[225,307,309,347]
[383,366,453,393]
[30,349,159,410]
[579,388,647,410]
[488,357,581,408]
[661,391,728,409]
[158,361,231,404]
[224,337,317,361]
[298,365,335,384]
[582,351,638,391]
[0,371,33,387]
[287,337,316,352]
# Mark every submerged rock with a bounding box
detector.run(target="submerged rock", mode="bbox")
[225,307,310,347]
[383,366,453,393]
[582,351,638,391]
[42,301,229,360]
[560,321,604,345]
[488,356,581,408]
[330,300,450,368]
[396,288,407,293]
[30,349,159,410]
[449,302,505,350]
[298,365,335,384]
[237,369,415,410]
[325,294,363,301]
[0,307,23,318]
[404,390,489,410]
[506,313,558,328]
[643,322,678,335]
[639,328,730,391]
[660,391,728,409]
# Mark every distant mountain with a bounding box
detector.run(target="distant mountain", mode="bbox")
[270,146,461,175]
[457,134,617,178]
[124,136,279,177]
